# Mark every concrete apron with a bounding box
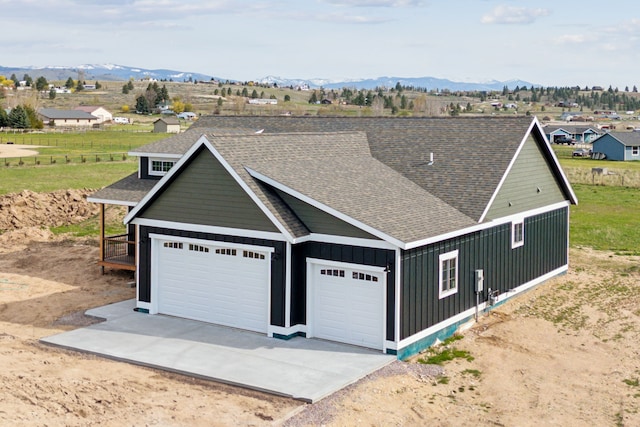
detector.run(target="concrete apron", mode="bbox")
[41,300,396,403]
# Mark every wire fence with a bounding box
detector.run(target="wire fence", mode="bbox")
[2,153,131,167]
[565,167,640,188]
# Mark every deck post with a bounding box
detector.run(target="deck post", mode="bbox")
[99,203,105,274]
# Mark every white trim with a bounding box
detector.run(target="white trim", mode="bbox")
[405,201,570,250]
[306,258,387,352]
[135,224,141,306]
[285,241,292,328]
[294,233,398,250]
[438,250,459,299]
[394,247,402,348]
[124,136,296,243]
[131,218,288,242]
[397,264,568,350]
[246,167,406,249]
[511,217,525,249]
[149,233,275,254]
[129,151,181,159]
[86,197,138,207]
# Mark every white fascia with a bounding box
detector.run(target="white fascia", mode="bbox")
[132,218,288,242]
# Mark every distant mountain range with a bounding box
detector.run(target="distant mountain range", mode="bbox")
[0,64,537,92]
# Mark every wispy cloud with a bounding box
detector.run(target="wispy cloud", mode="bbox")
[321,0,426,7]
[481,5,550,25]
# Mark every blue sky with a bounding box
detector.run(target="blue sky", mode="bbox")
[2,0,640,88]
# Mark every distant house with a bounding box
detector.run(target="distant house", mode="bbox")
[75,106,112,124]
[153,117,181,134]
[248,99,278,105]
[592,132,640,161]
[177,112,197,120]
[544,125,601,143]
[37,108,98,127]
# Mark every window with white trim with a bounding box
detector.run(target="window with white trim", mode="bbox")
[438,250,458,299]
[512,220,525,249]
[632,146,639,156]
[149,159,176,176]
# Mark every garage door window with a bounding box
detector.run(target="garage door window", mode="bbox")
[352,271,378,282]
[243,250,265,260]
[163,242,183,249]
[320,269,345,277]
[189,244,209,253]
[215,248,236,256]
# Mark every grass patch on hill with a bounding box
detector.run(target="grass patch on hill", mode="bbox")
[0,162,138,195]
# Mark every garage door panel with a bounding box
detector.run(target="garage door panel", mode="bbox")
[312,264,384,350]
[156,239,269,333]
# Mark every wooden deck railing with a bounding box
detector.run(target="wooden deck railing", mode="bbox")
[100,233,136,271]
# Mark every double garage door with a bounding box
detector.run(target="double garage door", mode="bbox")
[309,262,385,350]
[155,238,270,333]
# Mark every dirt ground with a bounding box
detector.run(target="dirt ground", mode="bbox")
[1,191,639,426]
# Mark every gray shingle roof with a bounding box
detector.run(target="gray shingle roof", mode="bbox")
[188,116,534,221]
[88,173,157,205]
[38,108,97,120]
[232,135,476,243]
[606,131,640,146]
[103,116,565,245]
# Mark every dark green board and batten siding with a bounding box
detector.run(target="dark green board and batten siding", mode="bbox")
[137,226,288,327]
[138,147,279,233]
[400,207,567,340]
[291,242,396,342]
[485,136,566,220]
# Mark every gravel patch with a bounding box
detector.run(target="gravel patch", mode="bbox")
[282,360,443,426]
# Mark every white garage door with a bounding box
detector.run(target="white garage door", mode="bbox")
[309,262,384,350]
[155,238,270,333]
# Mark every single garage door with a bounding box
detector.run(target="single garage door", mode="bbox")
[155,238,270,333]
[309,262,384,350]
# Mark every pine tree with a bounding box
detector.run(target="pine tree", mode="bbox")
[8,105,30,128]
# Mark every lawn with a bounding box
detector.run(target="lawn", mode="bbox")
[570,184,640,255]
[0,162,138,194]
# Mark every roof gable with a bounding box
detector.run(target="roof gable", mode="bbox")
[482,118,577,221]
[125,137,301,240]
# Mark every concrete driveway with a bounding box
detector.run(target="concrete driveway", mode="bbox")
[41,300,395,403]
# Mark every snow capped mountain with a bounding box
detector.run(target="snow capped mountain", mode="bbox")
[0,63,537,91]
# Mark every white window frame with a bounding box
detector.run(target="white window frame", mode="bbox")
[149,158,176,176]
[512,219,525,249]
[438,250,459,299]
[632,146,639,156]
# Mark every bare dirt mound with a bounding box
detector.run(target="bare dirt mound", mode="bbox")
[0,189,99,231]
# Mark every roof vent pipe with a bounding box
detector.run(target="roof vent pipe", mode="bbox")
[428,152,434,166]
